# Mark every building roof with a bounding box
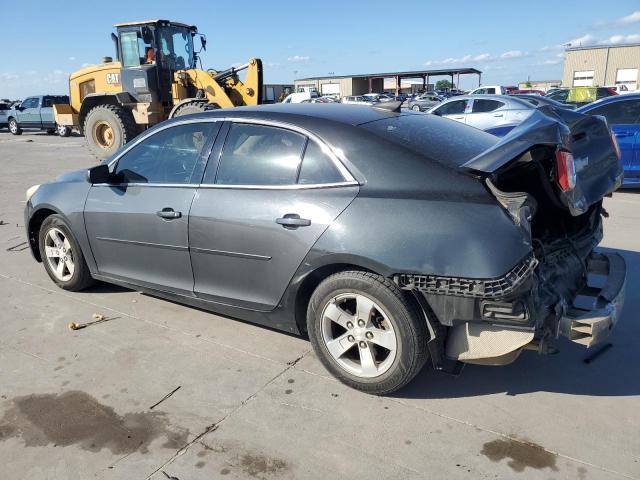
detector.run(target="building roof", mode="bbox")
[296,68,481,81]
[566,42,640,51]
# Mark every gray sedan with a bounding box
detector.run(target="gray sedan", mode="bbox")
[24,103,625,394]
[427,94,535,130]
[407,93,443,112]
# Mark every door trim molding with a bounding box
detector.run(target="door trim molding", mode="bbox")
[191,246,272,261]
[95,236,188,251]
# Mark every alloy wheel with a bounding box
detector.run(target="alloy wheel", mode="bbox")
[321,293,398,378]
[44,227,75,282]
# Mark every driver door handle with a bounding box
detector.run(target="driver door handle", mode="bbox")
[156,208,182,219]
[276,213,311,229]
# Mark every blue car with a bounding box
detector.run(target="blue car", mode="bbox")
[578,94,640,188]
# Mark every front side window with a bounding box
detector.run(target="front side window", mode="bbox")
[114,122,214,184]
[471,99,504,113]
[120,31,142,68]
[22,98,39,109]
[589,100,640,124]
[434,100,467,115]
[298,141,345,185]
[158,27,194,70]
[212,124,305,185]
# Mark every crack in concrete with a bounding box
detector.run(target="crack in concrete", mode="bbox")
[144,349,311,479]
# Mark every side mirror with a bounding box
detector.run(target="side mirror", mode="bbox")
[87,164,111,184]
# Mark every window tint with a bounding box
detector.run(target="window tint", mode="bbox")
[114,122,214,184]
[434,100,467,115]
[0,104,9,111]
[589,100,640,124]
[472,99,504,113]
[22,98,39,109]
[486,88,496,94]
[214,124,305,185]
[298,141,345,184]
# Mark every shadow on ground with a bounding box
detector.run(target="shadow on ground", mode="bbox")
[396,247,640,399]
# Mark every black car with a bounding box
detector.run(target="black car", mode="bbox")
[24,103,626,394]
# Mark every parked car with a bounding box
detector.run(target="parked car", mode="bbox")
[467,85,511,95]
[24,103,625,394]
[0,103,10,129]
[407,93,443,112]
[8,95,72,136]
[427,95,535,130]
[546,87,617,107]
[510,93,576,110]
[282,91,318,104]
[341,96,376,105]
[604,84,631,94]
[362,93,394,102]
[510,89,545,96]
[578,93,640,187]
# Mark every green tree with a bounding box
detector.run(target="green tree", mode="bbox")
[435,80,453,91]
[525,81,533,88]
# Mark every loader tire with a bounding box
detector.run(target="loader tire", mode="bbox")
[171,100,215,118]
[83,104,138,160]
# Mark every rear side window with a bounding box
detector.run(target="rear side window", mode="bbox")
[472,99,504,113]
[298,141,344,184]
[433,99,467,115]
[588,100,640,124]
[214,124,305,185]
[115,122,215,184]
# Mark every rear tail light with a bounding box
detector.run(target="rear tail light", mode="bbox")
[610,130,621,161]
[555,149,576,192]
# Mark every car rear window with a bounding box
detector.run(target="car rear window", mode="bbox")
[360,114,497,168]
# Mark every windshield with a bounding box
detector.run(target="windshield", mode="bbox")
[158,26,195,70]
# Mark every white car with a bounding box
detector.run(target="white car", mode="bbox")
[468,85,511,95]
[282,91,318,103]
[426,94,535,130]
[341,96,376,105]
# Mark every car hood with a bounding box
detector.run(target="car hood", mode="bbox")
[54,168,87,183]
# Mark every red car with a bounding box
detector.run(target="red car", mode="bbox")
[511,89,546,96]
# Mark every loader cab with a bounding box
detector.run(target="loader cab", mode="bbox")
[114,20,197,110]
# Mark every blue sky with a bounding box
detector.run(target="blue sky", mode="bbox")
[1,0,639,99]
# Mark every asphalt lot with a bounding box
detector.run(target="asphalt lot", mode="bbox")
[0,131,639,480]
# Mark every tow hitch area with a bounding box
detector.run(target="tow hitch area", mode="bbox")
[559,252,626,347]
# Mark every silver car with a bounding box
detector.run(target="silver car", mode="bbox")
[426,95,535,130]
[341,96,376,105]
[408,93,443,112]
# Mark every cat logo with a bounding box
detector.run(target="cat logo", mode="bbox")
[106,73,121,85]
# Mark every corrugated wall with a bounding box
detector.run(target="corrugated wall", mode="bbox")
[563,46,640,87]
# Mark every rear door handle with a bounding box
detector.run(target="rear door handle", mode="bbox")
[276,213,311,229]
[493,113,504,117]
[156,208,182,219]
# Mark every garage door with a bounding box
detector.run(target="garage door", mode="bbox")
[616,68,638,91]
[321,83,340,95]
[573,70,594,87]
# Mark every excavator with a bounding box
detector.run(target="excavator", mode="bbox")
[54,20,263,159]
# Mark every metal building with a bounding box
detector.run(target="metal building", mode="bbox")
[294,68,482,97]
[562,43,640,91]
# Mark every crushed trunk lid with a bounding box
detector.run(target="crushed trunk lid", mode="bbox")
[462,107,623,216]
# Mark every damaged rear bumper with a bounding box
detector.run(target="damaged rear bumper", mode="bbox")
[558,252,626,347]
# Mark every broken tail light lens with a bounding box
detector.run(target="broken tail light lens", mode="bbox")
[610,130,621,162]
[555,149,576,192]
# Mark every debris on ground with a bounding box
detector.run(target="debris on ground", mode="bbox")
[149,386,182,410]
[68,313,119,331]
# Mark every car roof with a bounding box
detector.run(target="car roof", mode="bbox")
[171,103,406,127]
[438,94,533,108]
[577,92,640,111]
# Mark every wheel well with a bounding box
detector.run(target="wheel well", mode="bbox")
[28,208,56,262]
[294,263,374,336]
[78,95,121,132]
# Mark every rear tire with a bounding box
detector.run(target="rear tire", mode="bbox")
[57,124,71,137]
[83,104,138,160]
[307,271,428,395]
[38,215,94,291]
[8,118,22,135]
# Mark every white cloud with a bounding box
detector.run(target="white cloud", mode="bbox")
[566,34,596,47]
[68,56,76,61]
[541,59,562,65]
[618,11,640,24]
[0,70,69,99]
[287,55,309,62]
[500,50,528,59]
[424,53,492,66]
[599,34,640,44]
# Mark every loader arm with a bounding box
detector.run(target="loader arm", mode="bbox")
[176,58,263,108]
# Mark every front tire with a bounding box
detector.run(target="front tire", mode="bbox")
[307,271,428,395]
[38,215,94,291]
[411,105,421,112]
[8,118,22,135]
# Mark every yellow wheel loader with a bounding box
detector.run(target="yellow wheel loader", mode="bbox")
[54,20,263,159]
